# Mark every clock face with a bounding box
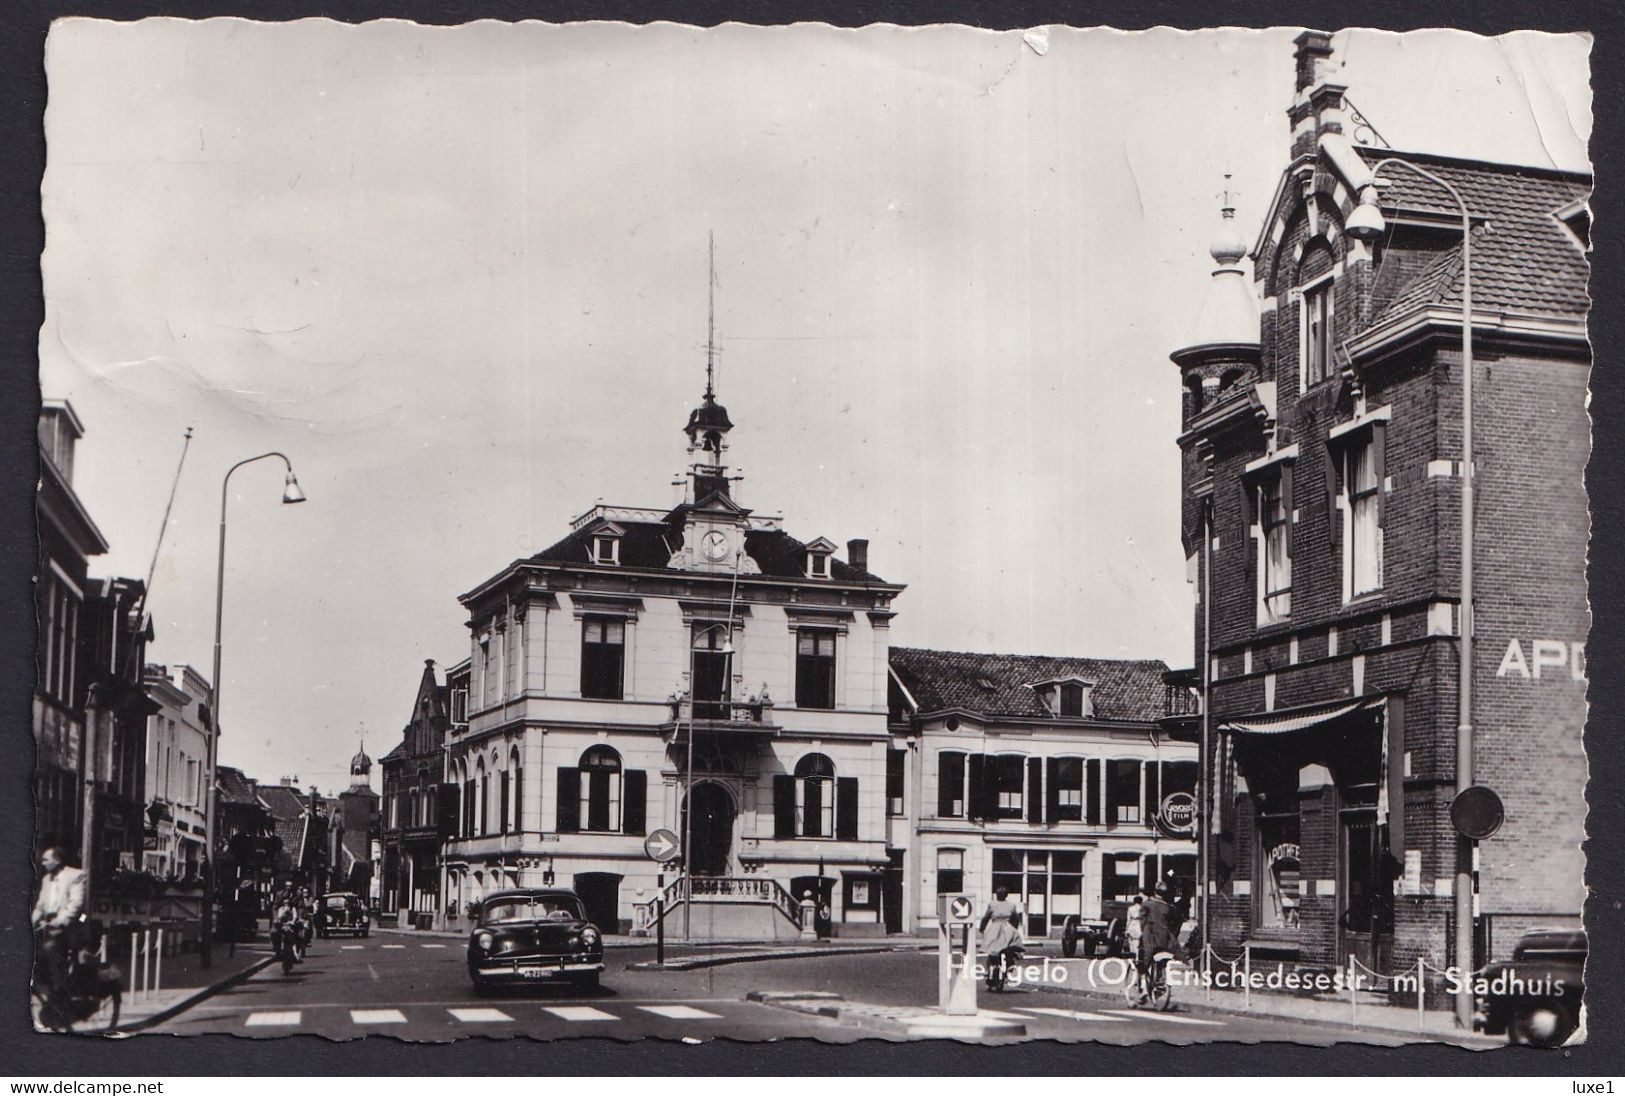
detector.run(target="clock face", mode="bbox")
[701,530,730,562]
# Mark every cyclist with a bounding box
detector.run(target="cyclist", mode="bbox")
[270,895,303,963]
[1136,880,1179,1003]
[31,846,87,1001]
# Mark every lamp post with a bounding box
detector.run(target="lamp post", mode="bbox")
[1347,159,1475,1027]
[201,452,305,968]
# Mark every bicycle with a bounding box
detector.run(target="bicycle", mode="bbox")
[31,924,122,1034]
[1122,949,1175,1011]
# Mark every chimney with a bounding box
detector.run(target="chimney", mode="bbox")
[1289,30,1344,159]
[847,538,869,573]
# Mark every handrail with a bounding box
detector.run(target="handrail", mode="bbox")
[631,875,804,930]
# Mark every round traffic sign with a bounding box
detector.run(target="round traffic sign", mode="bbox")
[948,896,974,922]
[644,828,682,863]
[1450,785,1505,841]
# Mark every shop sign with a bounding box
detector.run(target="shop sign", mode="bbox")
[1495,638,1586,681]
[1155,791,1197,839]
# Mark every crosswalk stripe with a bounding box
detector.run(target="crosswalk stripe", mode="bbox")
[340,945,364,950]
[975,1009,1029,1020]
[543,1006,618,1022]
[420,944,447,949]
[637,1005,721,1020]
[449,1008,513,1023]
[245,1011,302,1026]
[380,944,406,949]
[1017,1007,1131,1023]
[351,1009,408,1024]
[1102,1009,1224,1026]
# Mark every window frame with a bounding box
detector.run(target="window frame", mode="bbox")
[1248,463,1294,625]
[1333,425,1386,601]
[794,627,837,710]
[580,616,627,700]
[794,753,836,839]
[578,745,623,833]
[1300,273,1336,390]
[935,847,966,895]
[937,750,967,819]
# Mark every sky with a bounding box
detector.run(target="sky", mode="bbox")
[37,21,1591,791]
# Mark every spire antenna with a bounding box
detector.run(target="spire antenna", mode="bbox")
[705,231,717,398]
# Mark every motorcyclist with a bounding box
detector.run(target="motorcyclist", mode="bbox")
[270,896,302,962]
[979,886,1024,988]
[295,888,316,947]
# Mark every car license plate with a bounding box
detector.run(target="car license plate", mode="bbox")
[520,969,552,979]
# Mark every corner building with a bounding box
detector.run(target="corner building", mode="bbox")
[442,381,903,938]
[1171,33,1590,973]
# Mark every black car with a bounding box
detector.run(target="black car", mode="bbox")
[316,892,370,938]
[467,888,606,994]
[1476,928,1585,1047]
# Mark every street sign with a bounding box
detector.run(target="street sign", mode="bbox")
[644,828,681,863]
[1155,791,1198,839]
[939,893,975,925]
[1450,785,1505,841]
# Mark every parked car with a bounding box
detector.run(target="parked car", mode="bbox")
[1060,900,1130,958]
[316,892,371,938]
[466,888,606,994]
[1476,928,1585,1047]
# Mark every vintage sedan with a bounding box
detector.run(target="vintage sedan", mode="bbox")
[316,892,371,938]
[466,888,606,993]
[1477,928,1586,1047]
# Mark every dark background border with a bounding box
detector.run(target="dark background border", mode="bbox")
[2,0,1619,1076]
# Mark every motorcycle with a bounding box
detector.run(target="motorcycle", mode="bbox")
[272,923,305,974]
[985,943,1026,993]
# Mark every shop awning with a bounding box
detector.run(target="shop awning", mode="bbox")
[1222,698,1375,736]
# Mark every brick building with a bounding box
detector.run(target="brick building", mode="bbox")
[887,648,1199,938]
[380,660,457,923]
[1170,32,1590,973]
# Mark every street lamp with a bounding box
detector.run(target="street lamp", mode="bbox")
[1346,159,1476,1028]
[201,452,305,968]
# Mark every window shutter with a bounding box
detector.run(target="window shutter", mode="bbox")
[836,777,859,840]
[1322,442,1341,546]
[1145,760,1162,825]
[1371,422,1387,528]
[1086,759,1101,825]
[773,775,796,838]
[1045,757,1061,824]
[938,752,963,817]
[967,754,987,821]
[512,767,523,832]
[440,782,459,838]
[622,770,647,835]
[1027,757,1044,824]
[556,767,580,833]
[500,772,510,834]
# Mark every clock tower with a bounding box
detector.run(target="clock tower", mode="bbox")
[669,382,760,574]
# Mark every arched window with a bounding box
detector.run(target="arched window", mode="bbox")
[580,746,622,832]
[794,753,835,838]
[509,747,524,833]
[417,770,432,828]
[477,759,489,836]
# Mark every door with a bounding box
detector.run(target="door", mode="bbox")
[881,850,905,934]
[683,782,735,876]
[575,872,622,933]
[1340,813,1393,971]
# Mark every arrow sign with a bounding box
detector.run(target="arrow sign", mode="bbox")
[644,828,681,864]
[949,896,973,922]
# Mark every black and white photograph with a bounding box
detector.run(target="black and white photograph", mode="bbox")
[26,18,1593,1052]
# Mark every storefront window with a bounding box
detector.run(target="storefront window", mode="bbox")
[1259,829,1301,931]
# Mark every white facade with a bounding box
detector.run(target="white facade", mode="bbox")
[143,664,214,880]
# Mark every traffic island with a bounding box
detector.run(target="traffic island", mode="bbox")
[745,990,1027,1039]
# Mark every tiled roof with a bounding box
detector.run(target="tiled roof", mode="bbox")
[215,765,260,805]
[528,513,885,583]
[1357,147,1590,327]
[889,646,1172,724]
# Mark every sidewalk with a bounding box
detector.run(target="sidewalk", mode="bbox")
[113,941,277,1032]
[1031,954,1498,1043]
[746,990,1027,1038]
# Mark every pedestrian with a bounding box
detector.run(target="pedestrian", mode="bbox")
[1124,891,1146,955]
[979,886,1023,959]
[31,846,87,998]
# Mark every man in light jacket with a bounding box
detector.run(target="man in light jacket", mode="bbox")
[32,846,87,994]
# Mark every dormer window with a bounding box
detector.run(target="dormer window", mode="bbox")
[804,537,837,580]
[589,522,624,566]
[1032,678,1094,718]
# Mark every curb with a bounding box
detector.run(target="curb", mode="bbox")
[745,991,1027,1039]
[111,955,278,1035]
[1043,980,1500,1044]
[627,943,906,971]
